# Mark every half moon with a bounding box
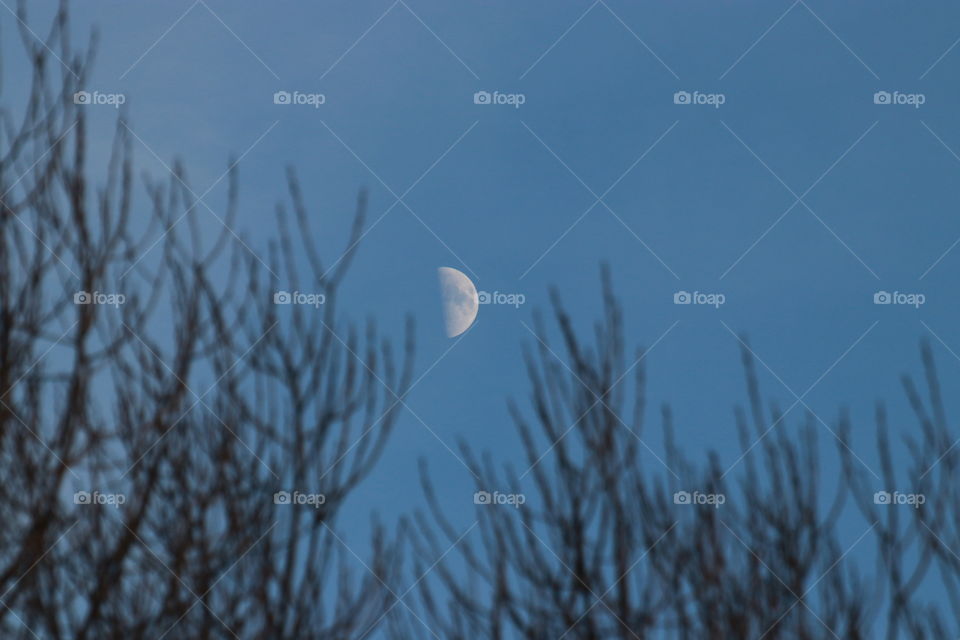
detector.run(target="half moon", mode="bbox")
[437,267,478,337]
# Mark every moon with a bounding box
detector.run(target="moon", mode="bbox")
[437,267,478,337]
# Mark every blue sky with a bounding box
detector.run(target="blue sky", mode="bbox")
[11,0,960,631]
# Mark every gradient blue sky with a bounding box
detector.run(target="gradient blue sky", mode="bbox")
[10,0,960,631]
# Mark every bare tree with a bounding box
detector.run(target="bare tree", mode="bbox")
[0,3,412,638]
[838,341,960,640]
[7,5,958,640]
[400,268,960,639]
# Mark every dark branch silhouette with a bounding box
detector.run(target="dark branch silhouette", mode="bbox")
[0,3,412,638]
[4,4,958,640]
[398,268,953,640]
